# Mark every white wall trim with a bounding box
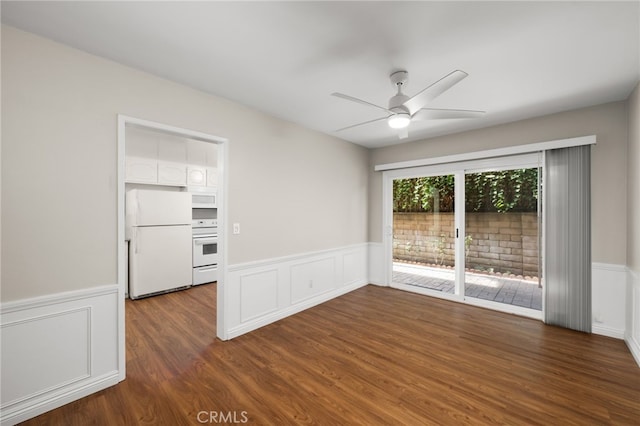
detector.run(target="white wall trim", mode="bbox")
[226,244,368,339]
[118,115,229,144]
[1,285,119,426]
[626,267,640,367]
[592,262,627,273]
[0,285,118,314]
[374,134,596,171]
[228,243,367,272]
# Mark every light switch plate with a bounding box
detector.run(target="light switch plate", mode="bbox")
[233,223,240,234]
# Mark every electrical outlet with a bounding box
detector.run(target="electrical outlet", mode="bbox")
[233,223,240,234]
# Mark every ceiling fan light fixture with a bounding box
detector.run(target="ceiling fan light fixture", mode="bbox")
[387,113,411,129]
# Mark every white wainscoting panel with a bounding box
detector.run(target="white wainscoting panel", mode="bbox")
[368,242,386,286]
[226,244,368,339]
[592,263,627,339]
[240,270,279,323]
[1,285,120,425]
[291,258,335,304]
[626,268,640,367]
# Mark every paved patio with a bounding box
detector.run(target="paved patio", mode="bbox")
[393,262,542,310]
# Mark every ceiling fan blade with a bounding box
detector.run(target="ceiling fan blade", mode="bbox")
[331,92,392,113]
[403,70,469,115]
[335,116,388,132]
[398,127,409,139]
[412,108,486,121]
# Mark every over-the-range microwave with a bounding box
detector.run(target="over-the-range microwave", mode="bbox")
[189,187,217,208]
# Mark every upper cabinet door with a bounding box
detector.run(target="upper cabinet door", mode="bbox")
[125,127,159,184]
[187,165,207,186]
[158,161,187,186]
[125,157,158,184]
[158,139,187,185]
[206,167,218,187]
[188,140,218,187]
[125,128,218,187]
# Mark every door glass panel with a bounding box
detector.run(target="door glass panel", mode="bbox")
[464,168,542,310]
[392,175,455,293]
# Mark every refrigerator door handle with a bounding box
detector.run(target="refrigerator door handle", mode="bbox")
[133,227,139,254]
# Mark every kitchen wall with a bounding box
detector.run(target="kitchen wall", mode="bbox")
[0,25,369,302]
[369,101,629,266]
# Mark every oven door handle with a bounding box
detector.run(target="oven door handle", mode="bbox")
[196,266,218,272]
[194,238,217,245]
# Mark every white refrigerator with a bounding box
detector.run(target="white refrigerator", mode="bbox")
[126,189,192,299]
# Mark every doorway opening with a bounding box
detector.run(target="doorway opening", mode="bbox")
[116,115,229,381]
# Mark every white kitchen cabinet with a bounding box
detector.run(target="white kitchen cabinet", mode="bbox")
[157,139,187,185]
[188,140,218,187]
[125,157,158,184]
[125,130,159,183]
[187,165,207,186]
[125,130,217,188]
[206,167,218,187]
[158,161,187,186]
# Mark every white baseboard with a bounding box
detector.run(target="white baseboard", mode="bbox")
[226,244,368,338]
[626,268,640,367]
[592,324,625,339]
[1,285,120,425]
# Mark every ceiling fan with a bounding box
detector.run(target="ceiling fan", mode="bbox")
[332,70,485,139]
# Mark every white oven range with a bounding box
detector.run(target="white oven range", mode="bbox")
[192,219,218,285]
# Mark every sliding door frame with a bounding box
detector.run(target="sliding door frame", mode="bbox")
[382,153,543,319]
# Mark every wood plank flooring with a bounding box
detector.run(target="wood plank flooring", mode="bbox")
[21,284,640,425]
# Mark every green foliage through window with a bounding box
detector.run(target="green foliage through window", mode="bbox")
[393,169,539,213]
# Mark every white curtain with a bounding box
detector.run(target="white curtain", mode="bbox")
[544,145,591,332]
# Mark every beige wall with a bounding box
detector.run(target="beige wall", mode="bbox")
[628,82,640,273]
[1,26,369,302]
[369,101,629,265]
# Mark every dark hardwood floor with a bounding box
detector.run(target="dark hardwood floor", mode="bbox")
[21,284,640,425]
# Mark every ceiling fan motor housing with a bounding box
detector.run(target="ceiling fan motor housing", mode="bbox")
[387,70,411,128]
[389,70,410,114]
[390,70,408,87]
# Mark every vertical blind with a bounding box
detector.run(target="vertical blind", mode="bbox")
[544,145,591,332]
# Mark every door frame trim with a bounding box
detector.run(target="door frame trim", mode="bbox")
[375,135,595,172]
[116,114,230,382]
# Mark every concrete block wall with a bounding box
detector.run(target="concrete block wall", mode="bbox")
[393,212,539,277]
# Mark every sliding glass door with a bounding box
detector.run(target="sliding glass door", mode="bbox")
[463,168,542,311]
[392,174,456,294]
[387,154,542,318]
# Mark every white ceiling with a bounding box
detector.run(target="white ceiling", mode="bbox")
[2,1,639,149]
